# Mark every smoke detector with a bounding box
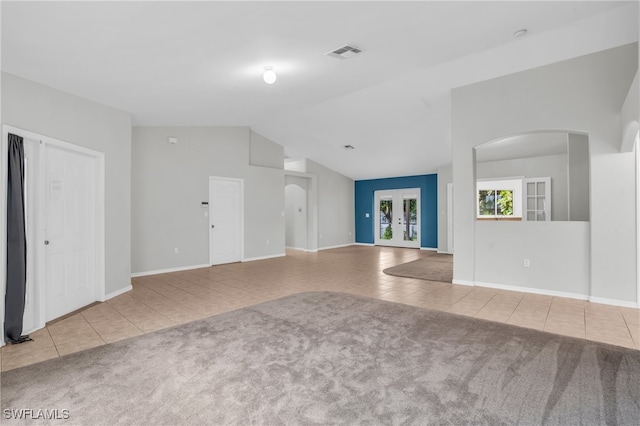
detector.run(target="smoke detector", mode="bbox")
[326,45,362,59]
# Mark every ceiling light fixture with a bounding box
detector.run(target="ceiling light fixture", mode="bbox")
[513,29,528,38]
[263,67,277,84]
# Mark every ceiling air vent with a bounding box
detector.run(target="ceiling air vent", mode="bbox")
[326,45,362,59]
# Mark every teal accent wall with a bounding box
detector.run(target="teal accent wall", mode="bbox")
[355,174,438,248]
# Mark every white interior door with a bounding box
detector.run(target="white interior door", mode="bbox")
[209,177,243,265]
[45,145,98,321]
[374,188,420,248]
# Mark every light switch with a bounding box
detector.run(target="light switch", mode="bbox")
[365,213,370,218]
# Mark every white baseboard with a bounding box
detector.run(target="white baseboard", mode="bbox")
[475,281,589,301]
[242,253,286,262]
[318,243,355,251]
[452,279,475,286]
[420,247,438,251]
[23,323,47,336]
[454,279,638,309]
[285,246,318,253]
[104,285,133,300]
[354,243,374,247]
[589,296,639,309]
[131,263,210,278]
[437,250,453,254]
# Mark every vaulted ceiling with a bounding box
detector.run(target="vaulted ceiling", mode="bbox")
[2,1,637,179]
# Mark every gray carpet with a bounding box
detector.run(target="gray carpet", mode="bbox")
[2,292,639,425]
[383,252,453,282]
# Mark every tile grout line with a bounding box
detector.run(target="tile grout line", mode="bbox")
[106,298,175,334]
[619,312,639,350]
[131,281,205,319]
[79,312,108,346]
[504,292,526,324]
[46,327,61,358]
[471,291,500,318]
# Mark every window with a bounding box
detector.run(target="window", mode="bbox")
[476,178,523,219]
[476,177,551,221]
[478,189,514,216]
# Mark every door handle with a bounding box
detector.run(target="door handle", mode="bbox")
[211,225,215,228]
[44,240,49,245]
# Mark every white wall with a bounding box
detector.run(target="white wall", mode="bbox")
[475,221,590,297]
[306,159,355,249]
[437,164,453,252]
[567,134,590,221]
[1,73,132,296]
[452,43,638,304]
[620,71,639,152]
[131,127,285,273]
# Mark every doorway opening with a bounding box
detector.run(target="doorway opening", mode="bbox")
[284,172,318,252]
[374,188,421,248]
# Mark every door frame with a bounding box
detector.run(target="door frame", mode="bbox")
[284,171,318,252]
[1,125,105,343]
[374,188,421,248]
[447,183,454,254]
[636,132,640,307]
[208,176,244,265]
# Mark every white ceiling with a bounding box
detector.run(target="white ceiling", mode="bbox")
[475,132,569,163]
[2,1,638,180]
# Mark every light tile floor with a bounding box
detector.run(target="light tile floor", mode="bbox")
[2,246,639,371]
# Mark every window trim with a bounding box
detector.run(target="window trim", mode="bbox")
[476,178,523,219]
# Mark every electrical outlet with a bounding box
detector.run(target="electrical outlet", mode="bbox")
[523,258,530,267]
[174,248,179,254]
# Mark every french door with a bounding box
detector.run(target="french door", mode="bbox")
[374,188,420,248]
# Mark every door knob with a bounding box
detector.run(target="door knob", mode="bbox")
[44,240,49,245]
[211,225,215,228]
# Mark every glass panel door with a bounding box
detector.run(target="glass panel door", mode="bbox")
[402,197,418,242]
[379,198,393,240]
[523,177,551,221]
[374,189,420,248]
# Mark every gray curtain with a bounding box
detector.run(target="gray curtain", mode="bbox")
[5,133,30,343]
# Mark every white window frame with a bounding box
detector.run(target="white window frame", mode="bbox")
[476,178,523,219]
